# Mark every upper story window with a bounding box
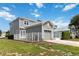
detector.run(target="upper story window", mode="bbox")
[24,21,29,25]
[24,21,26,24]
[27,21,28,25]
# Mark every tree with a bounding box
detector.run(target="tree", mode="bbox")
[69,14,79,29]
[69,14,79,38]
[6,30,10,37]
[0,30,2,36]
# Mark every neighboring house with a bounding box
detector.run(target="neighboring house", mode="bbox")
[10,17,70,42]
[0,32,6,38]
[70,25,77,39]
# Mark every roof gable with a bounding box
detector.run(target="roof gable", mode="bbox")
[43,21,53,27]
[43,21,53,29]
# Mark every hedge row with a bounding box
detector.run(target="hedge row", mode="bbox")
[62,31,70,39]
[7,35,14,39]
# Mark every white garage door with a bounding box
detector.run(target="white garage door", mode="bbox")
[44,30,52,40]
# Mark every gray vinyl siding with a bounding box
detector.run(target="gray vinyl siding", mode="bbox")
[43,22,52,30]
[26,25,42,33]
[19,19,36,28]
[42,22,53,40]
[10,19,19,35]
[25,25,42,41]
[10,18,36,35]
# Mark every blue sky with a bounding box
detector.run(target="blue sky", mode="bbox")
[0,3,79,31]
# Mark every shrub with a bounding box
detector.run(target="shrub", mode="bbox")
[62,31,70,39]
[6,31,10,37]
[7,35,14,39]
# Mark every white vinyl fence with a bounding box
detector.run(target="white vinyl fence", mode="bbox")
[14,32,42,42]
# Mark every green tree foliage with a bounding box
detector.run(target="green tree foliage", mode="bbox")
[69,14,79,37]
[6,30,10,37]
[69,14,79,29]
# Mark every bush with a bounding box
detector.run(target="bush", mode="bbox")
[6,31,10,37]
[62,31,70,39]
[7,35,14,39]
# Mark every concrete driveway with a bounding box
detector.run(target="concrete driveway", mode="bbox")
[45,40,79,47]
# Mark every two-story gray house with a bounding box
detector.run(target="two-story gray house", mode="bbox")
[10,17,54,42]
[10,17,70,42]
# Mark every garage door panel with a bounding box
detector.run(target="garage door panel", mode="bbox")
[44,30,51,40]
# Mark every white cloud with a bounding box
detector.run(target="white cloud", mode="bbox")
[35,3,44,8]
[53,17,69,28]
[63,4,78,11]
[54,20,69,28]
[2,7,10,11]
[29,3,33,5]
[31,13,40,18]
[0,11,16,21]
[31,9,41,18]
[54,5,63,8]
[29,3,45,8]
[34,9,38,12]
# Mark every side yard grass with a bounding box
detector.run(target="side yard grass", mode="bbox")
[0,38,79,56]
[65,38,79,42]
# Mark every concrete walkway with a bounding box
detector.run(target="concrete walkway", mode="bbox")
[45,40,79,47]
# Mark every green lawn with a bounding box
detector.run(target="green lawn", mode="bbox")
[65,39,79,41]
[0,39,79,56]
